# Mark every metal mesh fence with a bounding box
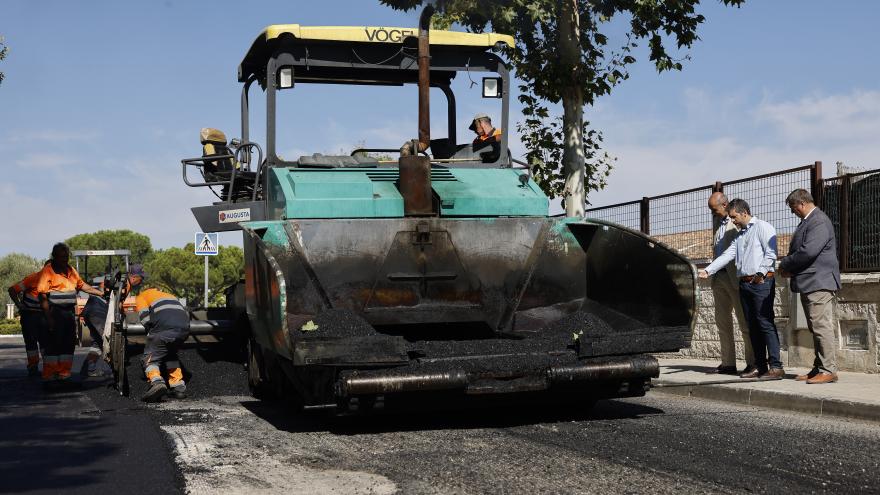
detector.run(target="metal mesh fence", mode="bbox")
[848,170,880,271]
[722,166,813,260]
[585,200,641,231]
[648,187,714,262]
[586,164,817,265]
[822,169,880,272]
[822,176,843,260]
[586,163,880,272]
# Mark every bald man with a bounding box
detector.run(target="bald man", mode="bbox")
[708,192,755,375]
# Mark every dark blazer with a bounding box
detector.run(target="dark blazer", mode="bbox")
[779,207,841,293]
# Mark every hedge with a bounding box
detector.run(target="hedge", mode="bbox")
[0,319,22,335]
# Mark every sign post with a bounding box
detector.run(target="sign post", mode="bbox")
[194,232,219,308]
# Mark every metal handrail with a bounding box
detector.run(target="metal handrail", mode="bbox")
[586,199,641,212]
[238,142,264,202]
[181,141,265,202]
[181,154,238,189]
[722,163,815,186]
[350,148,429,158]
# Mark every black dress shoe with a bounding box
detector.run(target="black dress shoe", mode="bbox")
[740,365,757,375]
[715,364,738,375]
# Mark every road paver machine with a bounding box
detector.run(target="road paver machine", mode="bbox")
[182,9,698,412]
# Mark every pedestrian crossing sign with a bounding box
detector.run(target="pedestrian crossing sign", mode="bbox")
[194,232,219,256]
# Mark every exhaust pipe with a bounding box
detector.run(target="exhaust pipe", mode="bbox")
[338,370,469,397]
[335,355,659,398]
[398,5,435,216]
[548,355,660,383]
[123,319,236,336]
[416,5,433,152]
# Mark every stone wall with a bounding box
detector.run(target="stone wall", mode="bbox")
[676,273,880,373]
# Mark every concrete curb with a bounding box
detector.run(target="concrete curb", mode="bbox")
[653,383,880,424]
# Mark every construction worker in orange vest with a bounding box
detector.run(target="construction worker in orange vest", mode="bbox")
[128,266,191,402]
[7,262,50,376]
[469,113,502,162]
[35,243,104,386]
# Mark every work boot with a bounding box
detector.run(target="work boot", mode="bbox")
[87,359,106,377]
[81,354,104,377]
[143,380,168,402]
[169,384,187,400]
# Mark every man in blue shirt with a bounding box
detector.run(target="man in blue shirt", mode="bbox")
[699,198,784,380]
[708,192,755,375]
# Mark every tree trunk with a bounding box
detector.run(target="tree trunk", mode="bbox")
[559,0,585,217]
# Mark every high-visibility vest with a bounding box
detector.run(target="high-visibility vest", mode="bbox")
[36,264,84,308]
[473,128,502,144]
[135,288,189,333]
[9,272,42,312]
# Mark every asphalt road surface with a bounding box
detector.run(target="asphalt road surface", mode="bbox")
[2,340,879,494]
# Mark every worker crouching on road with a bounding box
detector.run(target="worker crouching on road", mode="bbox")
[7,262,50,376]
[80,291,110,377]
[36,243,104,386]
[128,266,191,402]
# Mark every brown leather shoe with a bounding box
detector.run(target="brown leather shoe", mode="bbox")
[760,368,785,380]
[740,368,762,379]
[740,365,757,375]
[806,372,838,384]
[715,364,738,375]
[795,369,819,381]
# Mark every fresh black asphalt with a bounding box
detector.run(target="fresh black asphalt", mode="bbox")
[1,338,878,493]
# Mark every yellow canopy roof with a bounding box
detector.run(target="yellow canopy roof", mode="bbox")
[261,25,514,48]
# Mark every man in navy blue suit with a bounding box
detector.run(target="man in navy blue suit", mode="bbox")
[779,189,841,384]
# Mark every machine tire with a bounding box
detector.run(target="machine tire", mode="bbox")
[247,336,273,400]
[110,330,129,396]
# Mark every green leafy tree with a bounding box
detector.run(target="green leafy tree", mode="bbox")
[65,230,153,281]
[380,0,743,214]
[0,253,43,306]
[0,36,6,86]
[144,244,244,308]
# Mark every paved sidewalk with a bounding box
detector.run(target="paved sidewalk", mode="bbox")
[654,358,880,423]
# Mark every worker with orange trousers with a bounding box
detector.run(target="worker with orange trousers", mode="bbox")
[35,243,104,385]
[129,266,191,402]
[7,263,49,376]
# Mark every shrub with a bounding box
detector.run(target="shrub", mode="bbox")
[0,318,22,335]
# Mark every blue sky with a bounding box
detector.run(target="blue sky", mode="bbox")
[2,1,878,258]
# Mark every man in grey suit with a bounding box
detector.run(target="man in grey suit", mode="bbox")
[779,189,841,384]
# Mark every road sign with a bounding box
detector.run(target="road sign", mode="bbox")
[194,232,219,256]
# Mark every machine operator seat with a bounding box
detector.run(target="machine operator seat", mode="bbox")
[200,128,256,201]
